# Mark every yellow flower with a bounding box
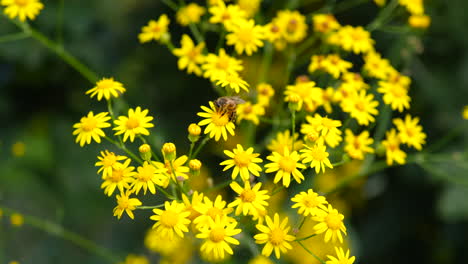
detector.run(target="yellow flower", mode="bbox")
[10,213,24,227]
[363,51,394,79]
[301,114,343,148]
[11,141,25,157]
[248,255,274,264]
[86,78,126,101]
[131,161,166,195]
[399,0,424,15]
[220,144,263,181]
[113,107,154,142]
[393,115,426,150]
[215,73,250,93]
[263,21,282,43]
[1,0,43,21]
[202,48,244,81]
[328,26,374,54]
[326,247,356,264]
[374,0,386,6]
[145,228,183,255]
[313,205,347,243]
[309,54,352,79]
[150,200,191,239]
[256,83,275,107]
[409,14,431,29]
[377,81,411,112]
[342,72,369,90]
[265,147,306,188]
[209,1,246,29]
[229,181,270,217]
[153,155,190,186]
[236,102,265,125]
[182,191,205,221]
[196,216,241,260]
[267,130,303,155]
[301,143,333,174]
[101,158,136,196]
[119,254,149,264]
[72,111,111,147]
[291,189,328,217]
[284,81,323,112]
[382,129,407,165]
[226,18,265,55]
[276,10,308,43]
[341,90,379,126]
[95,150,127,178]
[193,195,235,229]
[238,0,261,17]
[176,3,205,26]
[463,105,468,120]
[313,14,340,33]
[254,213,295,259]
[113,191,142,220]
[173,34,205,76]
[197,101,236,141]
[344,129,374,160]
[138,15,170,43]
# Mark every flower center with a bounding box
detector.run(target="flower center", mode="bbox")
[97,80,114,90]
[221,12,230,21]
[126,117,140,129]
[355,100,366,112]
[271,24,280,33]
[160,210,179,227]
[238,28,253,43]
[391,86,406,98]
[243,105,253,114]
[216,57,230,70]
[187,49,200,60]
[110,169,124,182]
[325,213,342,230]
[234,152,251,167]
[82,117,97,132]
[14,0,29,6]
[138,167,153,181]
[269,228,285,246]
[353,139,361,149]
[151,25,161,33]
[287,19,298,33]
[240,189,256,203]
[103,154,117,167]
[303,196,319,208]
[279,157,296,173]
[118,197,130,209]
[311,148,328,161]
[209,227,226,243]
[207,207,224,220]
[212,112,230,126]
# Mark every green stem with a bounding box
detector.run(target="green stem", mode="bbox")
[192,135,210,159]
[0,32,29,43]
[155,185,176,200]
[170,160,187,198]
[104,136,143,164]
[188,142,196,159]
[425,123,467,153]
[188,23,205,44]
[0,206,120,263]
[271,185,285,196]
[331,159,348,167]
[295,233,317,242]
[367,0,400,32]
[296,216,306,230]
[216,29,226,53]
[136,204,165,210]
[297,241,326,264]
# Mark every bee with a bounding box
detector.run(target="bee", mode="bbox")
[214,96,245,122]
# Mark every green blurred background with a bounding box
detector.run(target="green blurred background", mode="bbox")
[1,0,468,263]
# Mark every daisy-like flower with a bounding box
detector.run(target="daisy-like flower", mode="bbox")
[173,34,205,76]
[377,81,411,112]
[215,74,250,93]
[309,54,352,79]
[220,144,263,181]
[267,130,303,155]
[313,14,340,34]
[113,191,142,220]
[131,162,166,195]
[344,129,374,160]
[237,102,265,125]
[313,204,347,243]
[226,18,265,55]
[113,107,154,142]
[301,143,333,174]
[393,115,426,150]
[291,189,328,217]
[341,90,379,126]
[254,213,295,259]
[101,158,136,196]
[144,228,183,255]
[182,191,205,221]
[399,0,424,15]
[326,247,356,264]
[256,83,275,107]
[328,26,374,54]
[342,72,369,90]
[176,3,205,26]
[95,150,127,178]
[196,216,241,260]
[265,147,306,188]
[208,1,246,29]
[202,49,244,81]
[284,81,323,112]
[363,51,394,80]
[72,111,111,147]
[150,200,191,239]
[228,181,270,217]
[153,155,190,187]
[1,0,43,21]
[86,78,126,101]
[301,114,343,148]
[382,129,407,165]
[138,14,170,43]
[238,0,261,17]
[275,10,308,43]
[197,101,236,141]
[193,195,234,229]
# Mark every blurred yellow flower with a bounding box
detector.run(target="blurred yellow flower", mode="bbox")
[173,35,205,76]
[113,191,142,220]
[313,205,347,243]
[1,0,43,21]
[11,141,25,157]
[382,129,407,165]
[409,14,431,29]
[176,3,205,26]
[138,15,170,43]
[10,213,24,227]
[326,247,356,264]
[226,18,265,55]
[344,129,374,160]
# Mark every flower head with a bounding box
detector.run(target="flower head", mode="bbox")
[254,213,295,259]
[326,247,356,264]
[291,189,328,217]
[236,102,265,125]
[256,83,275,107]
[301,114,343,148]
[313,205,347,243]
[400,0,424,15]
[463,105,468,120]
[86,78,126,101]
[301,143,333,174]
[313,14,340,33]
[202,49,244,81]
[113,107,154,142]
[382,129,407,165]
[409,14,431,29]
[197,101,236,141]
[393,115,426,150]
[193,195,234,229]
[228,181,270,217]
[341,90,379,126]
[377,81,411,112]
[220,144,263,181]
[131,162,166,195]
[226,18,265,55]
[265,147,306,187]
[72,111,111,147]
[276,10,308,43]
[150,200,191,239]
[95,150,127,178]
[328,26,374,54]
[176,3,205,26]
[209,1,246,29]
[101,158,136,196]
[344,129,374,160]
[153,155,189,186]
[138,15,170,43]
[173,35,205,76]
[113,191,142,220]
[267,130,303,155]
[196,216,241,260]
[215,74,250,93]
[2,0,43,21]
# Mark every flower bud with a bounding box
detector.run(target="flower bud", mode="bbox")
[139,144,152,161]
[188,123,201,143]
[287,94,301,112]
[162,142,176,161]
[305,131,320,144]
[189,159,202,176]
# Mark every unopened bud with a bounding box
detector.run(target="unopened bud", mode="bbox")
[188,123,201,142]
[306,131,320,143]
[139,144,152,161]
[162,142,176,161]
[189,159,202,176]
[287,94,301,111]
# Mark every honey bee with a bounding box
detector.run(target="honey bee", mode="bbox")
[214,96,245,122]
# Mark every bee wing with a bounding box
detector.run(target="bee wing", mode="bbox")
[230,96,246,104]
